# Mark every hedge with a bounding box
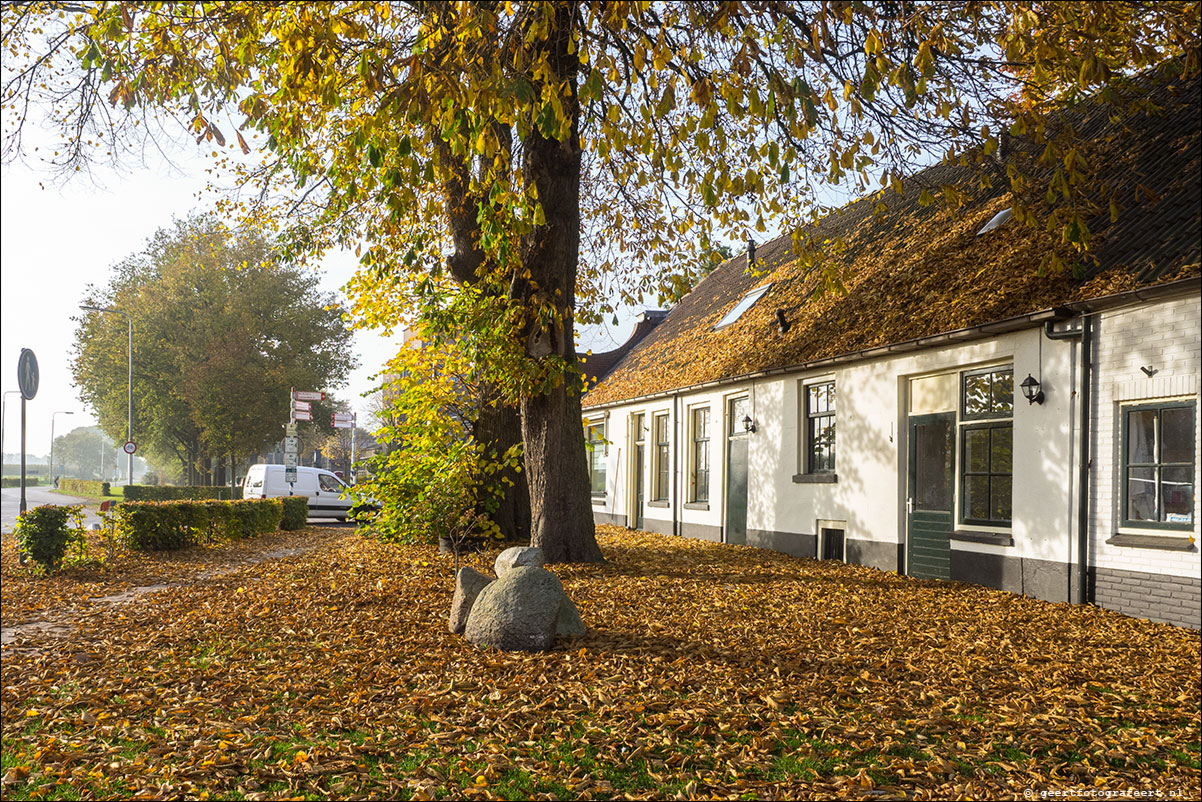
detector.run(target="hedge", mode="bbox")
[122,485,234,502]
[280,496,308,531]
[59,478,111,496]
[1,477,42,487]
[117,499,284,551]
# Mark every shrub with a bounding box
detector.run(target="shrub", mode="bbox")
[117,499,283,551]
[15,505,86,573]
[59,478,111,496]
[280,496,308,531]
[122,485,233,502]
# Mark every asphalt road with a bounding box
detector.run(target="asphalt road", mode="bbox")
[1,486,100,533]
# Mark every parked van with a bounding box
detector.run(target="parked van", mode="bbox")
[243,464,354,520]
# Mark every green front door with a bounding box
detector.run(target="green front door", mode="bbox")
[907,412,954,580]
[725,396,750,545]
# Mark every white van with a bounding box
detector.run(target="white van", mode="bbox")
[243,464,354,520]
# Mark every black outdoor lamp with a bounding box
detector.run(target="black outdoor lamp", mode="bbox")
[1020,374,1044,405]
[742,415,756,433]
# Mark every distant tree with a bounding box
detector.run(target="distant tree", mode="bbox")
[51,426,123,480]
[72,216,356,486]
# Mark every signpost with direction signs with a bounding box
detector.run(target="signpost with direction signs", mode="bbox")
[331,411,358,484]
[285,389,327,485]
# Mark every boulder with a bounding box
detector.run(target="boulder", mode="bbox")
[465,566,577,651]
[449,566,494,635]
[495,546,545,577]
[555,596,587,637]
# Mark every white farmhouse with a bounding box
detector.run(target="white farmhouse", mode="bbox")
[581,74,1200,629]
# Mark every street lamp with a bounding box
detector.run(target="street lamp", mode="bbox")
[49,410,75,486]
[80,305,134,486]
[1,389,20,479]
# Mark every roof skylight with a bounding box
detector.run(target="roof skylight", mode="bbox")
[976,207,1013,236]
[714,284,772,329]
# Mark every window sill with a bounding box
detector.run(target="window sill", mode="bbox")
[1107,533,1197,552]
[647,500,670,508]
[949,530,1014,547]
[684,501,709,511]
[792,473,838,484]
[590,496,606,506]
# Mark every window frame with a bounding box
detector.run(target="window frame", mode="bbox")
[958,364,1014,528]
[586,419,607,498]
[652,412,670,502]
[689,406,710,503]
[1120,400,1196,532]
[804,380,836,474]
[714,284,772,329]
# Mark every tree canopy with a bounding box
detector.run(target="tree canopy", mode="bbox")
[72,215,356,484]
[5,0,1198,558]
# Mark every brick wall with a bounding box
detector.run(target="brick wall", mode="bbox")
[1094,566,1201,630]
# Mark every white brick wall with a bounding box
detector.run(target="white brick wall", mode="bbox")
[1091,294,1201,580]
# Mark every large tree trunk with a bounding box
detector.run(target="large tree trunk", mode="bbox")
[516,4,602,563]
[473,393,530,543]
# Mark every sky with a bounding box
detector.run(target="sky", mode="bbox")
[0,132,639,464]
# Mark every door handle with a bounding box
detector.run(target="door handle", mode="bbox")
[906,497,914,514]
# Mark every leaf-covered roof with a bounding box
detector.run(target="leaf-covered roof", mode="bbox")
[584,75,1200,408]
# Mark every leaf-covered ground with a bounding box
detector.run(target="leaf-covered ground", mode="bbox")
[2,525,1198,800]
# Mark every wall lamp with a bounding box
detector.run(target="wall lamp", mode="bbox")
[1020,374,1045,405]
[742,415,756,433]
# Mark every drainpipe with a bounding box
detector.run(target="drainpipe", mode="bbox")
[1044,316,1092,606]
[672,391,681,538]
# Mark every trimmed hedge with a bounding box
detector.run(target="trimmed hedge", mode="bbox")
[1,477,42,487]
[280,496,308,531]
[117,499,284,551]
[59,478,111,496]
[122,485,234,502]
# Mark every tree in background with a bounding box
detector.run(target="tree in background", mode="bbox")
[50,426,126,481]
[4,2,1197,560]
[72,216,356,486]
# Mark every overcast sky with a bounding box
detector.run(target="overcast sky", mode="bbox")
[0,131,640,463]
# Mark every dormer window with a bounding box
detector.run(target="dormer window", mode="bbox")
[714,284,772,329]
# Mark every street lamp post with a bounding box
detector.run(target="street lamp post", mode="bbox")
[49,410,75,486]
[1,389,20,479]
[80,305,134,486]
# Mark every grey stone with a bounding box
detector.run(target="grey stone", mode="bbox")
[464,566,568,651]
[555,596,587,637]
[495,546,545,577]
[449,567,494,635]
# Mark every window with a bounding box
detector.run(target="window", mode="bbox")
[690,408,710,502]
[587,421,606,496]
[714,284,772,329]
[960,366,1013,525]
[1122,401,1195,529]
[805,381,836,473]
[319,474,343,493]
[653,413,670,502]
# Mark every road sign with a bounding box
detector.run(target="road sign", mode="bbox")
[293,390,326,401]
[285,466,298,483]
[292,400,311,413]
[332,412,355,429]
[17,348,39,400]
[293,410,313,421]
[285,422,298,437]
[284,452,299,468]
[122,441,137,455]
[332,419,353,429]
[283,436,300,453]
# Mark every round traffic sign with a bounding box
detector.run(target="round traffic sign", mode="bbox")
[17,348,39,400]
[122,441,137,455]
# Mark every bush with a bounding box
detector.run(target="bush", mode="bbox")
[1,477,42,487]
[59,478,111,496]
[117,499,283,551]
[122,485,233,502]
[280,496,308,531]
[15,505,86,573]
